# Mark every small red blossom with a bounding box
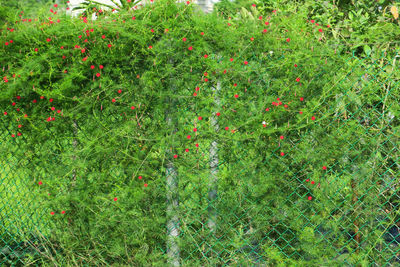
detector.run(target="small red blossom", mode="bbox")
[131,106,135,110]
[263,29,267,33]
[204,54,208,58]
[138,176,142,179]
[144,183,148,187]
[90,65,95,69]
[107,44,112,48]
[34,48,38,52]
[300,97,304,101]
[49,98,53,102]
[38,181,43,185]
[296,77,300,82]
[99,65,104,69]
[102,35,105,39]
[46,38,51,42]
[308,196,312,201]
[187,135,191,139]
[112,98,116,103]
[286,38,290,42]
[230,58,233,62]
[195,143,199,147]
[234,94,239,98]
[200,32,204,35]
[225,127,229,131]
[173,154,178,159]
[185,148,189,152]
[311,116,316,120]
[188,46,193,51]
[50,211,55,215]
[244,61,248,65]
[114,197,118,201]
[198,116,202,120]
[280,136,284,140]
[318,28,323,33]
[182,37,187,42]
[216,112,220,116]
[311,181,315,185]
[61,210,65,214]
[96,73,101,77]
[322,166,327,170]
[310,20,315,23]
[118,89,122,94]
[299,111,303,114]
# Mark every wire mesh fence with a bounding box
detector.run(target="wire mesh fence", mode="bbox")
[0,49,399,266]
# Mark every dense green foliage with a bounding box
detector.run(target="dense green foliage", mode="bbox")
[0,0,399,265]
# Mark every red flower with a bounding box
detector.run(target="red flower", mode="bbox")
[258,16,262,20]
[230,58,233,62]
[200,32,204,35]
[286,38,290,42]
[50,211,55,215]
[102,35,106,39]
[173,154,178,158]
[193,92,197,96]
[299,111,303,114]
[225,127,229,131]
[193,128,197,132]
[132,16,136,20]
[296,77,300,82]
[216,112,220,116]
[99,65,104,69]
[280,152,285,156]
[327,24,331,28]
[185,148,189,152]
[322,166,327,170]
[144,183,148,187]
[318,28,323,33]
[182,37,187,41]
[223,70,227,74]
[96,73,101,77]
[204,54,208,58]
[3,112,7,115]
[195,143,199,147]
[38,181,43,185]
[49,98,53,102]
[61,210,65,214]
[148,45,152,49]
[138,176,142,179]
[107,44,112,48]
[112,98,116,103]
[90,65,95,69]
[294,64,298,67]
[306,179,309,182]
[280,136,284,140]
[308,196,312,201]
[131,106,135,110]
[188,46,193,50]
[198,116,202,120]
[234,94,239,98]
[51,107,55,110]
[118,89,122,93]
[300,97,304,101]
[82,57,88,61]
[310,20,315,23]
[187,135,191,139]
[34,48,38,52]
[11,134,15,137]
[252,4,256,7]
[263,29,267,33]
[46,38,51,42]
[12,102,16,106]
[311,181,315,185]
[244,61,248,65]
[265,21,269,25]
[114,197,118,201]
[311,116,316,120]
[150,29,154,33]
[265,108,269,111]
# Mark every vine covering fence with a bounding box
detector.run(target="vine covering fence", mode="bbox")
[0,0,400,265]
